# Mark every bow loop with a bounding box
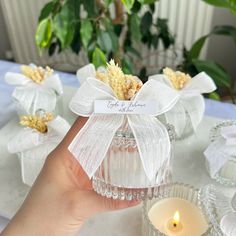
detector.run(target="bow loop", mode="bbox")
[69,77,116,116]
[134,79,179,116]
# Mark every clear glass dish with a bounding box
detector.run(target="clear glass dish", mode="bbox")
[205,120,236,187]
[199,184,235,236]
[142,183,212,236]
[92,122,176,200]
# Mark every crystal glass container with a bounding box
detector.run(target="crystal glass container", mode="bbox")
[205,120,236,187]
[199,184,235,235]
[158,111,194,140]
[142,183,212,236]
[92,122,176,200]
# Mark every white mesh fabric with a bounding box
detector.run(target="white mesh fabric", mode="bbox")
[69,77,116,117]
[134,79,179,115]
[181,94,205,131]
[128,114,170,181]
[68,114,124,179]
[204,127,236,177]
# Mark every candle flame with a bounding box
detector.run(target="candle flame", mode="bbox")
[173,211,180,227]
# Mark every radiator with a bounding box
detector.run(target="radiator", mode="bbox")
[0,0,214,73]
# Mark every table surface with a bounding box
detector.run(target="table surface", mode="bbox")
[0,60,236,234]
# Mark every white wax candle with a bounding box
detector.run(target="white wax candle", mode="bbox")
[148,198,209,236]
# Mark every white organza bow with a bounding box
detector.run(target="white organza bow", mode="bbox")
[5,64,63,114]
[149,72,216,136]
[68,64,180,180]
[8,116,70,154]
[204,125,236,177]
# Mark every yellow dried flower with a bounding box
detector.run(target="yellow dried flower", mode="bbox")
[95,59,143,100]
[163,67,191,90]
[21,65,53,84]
[20,112,54,133]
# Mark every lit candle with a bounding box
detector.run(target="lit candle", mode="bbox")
[166,211,183,233]
[148,198,209,236]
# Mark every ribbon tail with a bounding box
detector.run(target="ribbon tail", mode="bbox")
[204,137,230,177]
[43,74,63,95]
[181,95,205,131]
[164,102,186,137]
[128,115,171,181]
[68,114,124,179]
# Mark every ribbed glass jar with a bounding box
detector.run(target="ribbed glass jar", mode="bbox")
[199,184,234,235]
[142,183,212,236]
[205,120,236,187]
[92,122,176,200]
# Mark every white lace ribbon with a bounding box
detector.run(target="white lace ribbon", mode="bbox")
[204,125,236,177]
[149,72,216,136]
[5,64,63,114]
[69,74,179,180]
[8,116,70,153]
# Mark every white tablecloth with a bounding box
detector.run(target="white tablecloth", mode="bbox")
[0,59,236,233]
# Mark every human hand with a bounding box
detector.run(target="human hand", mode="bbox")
[2,117,139,236]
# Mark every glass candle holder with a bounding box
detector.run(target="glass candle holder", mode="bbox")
[205,120,236,187]
[92,122,176,200]
[199,184,235,235]
[142,183,212,236]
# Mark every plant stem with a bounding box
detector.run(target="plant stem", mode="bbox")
[113,0,123,24]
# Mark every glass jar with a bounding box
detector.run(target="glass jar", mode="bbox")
[199,184,235,235]
[17,143,56,186]
[142,183,212,236]
[205,120,236,187]
[92,122,176,200]
[157,111,194,140]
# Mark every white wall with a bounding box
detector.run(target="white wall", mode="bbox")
[206,7,236,88]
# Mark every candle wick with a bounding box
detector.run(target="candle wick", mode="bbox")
[173,223,177,227]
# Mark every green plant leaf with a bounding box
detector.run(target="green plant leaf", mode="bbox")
[108,30,119,52]
[202,0,236,16]
[35,18,52,48]
[83,0,98,17]
[104,0,113,8]
[97,30,113,53]
[212,25,236,43]
[193,59,231,88]
[132,1,141,13]
[125,46,141,58]
[122,0,135,13]
[70,23,81,54]
[189,35,208,59]
[53,4,75,49]
[48,42,57,56]
[122,56,134,74]
[156,18,175,49]
[129,13,141,42]
[80,19,93,49]
[138,0,158,4]
[208,92,221,100]
[38,1,54,22]
[141,11,152,35]
[92,47,107,68]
